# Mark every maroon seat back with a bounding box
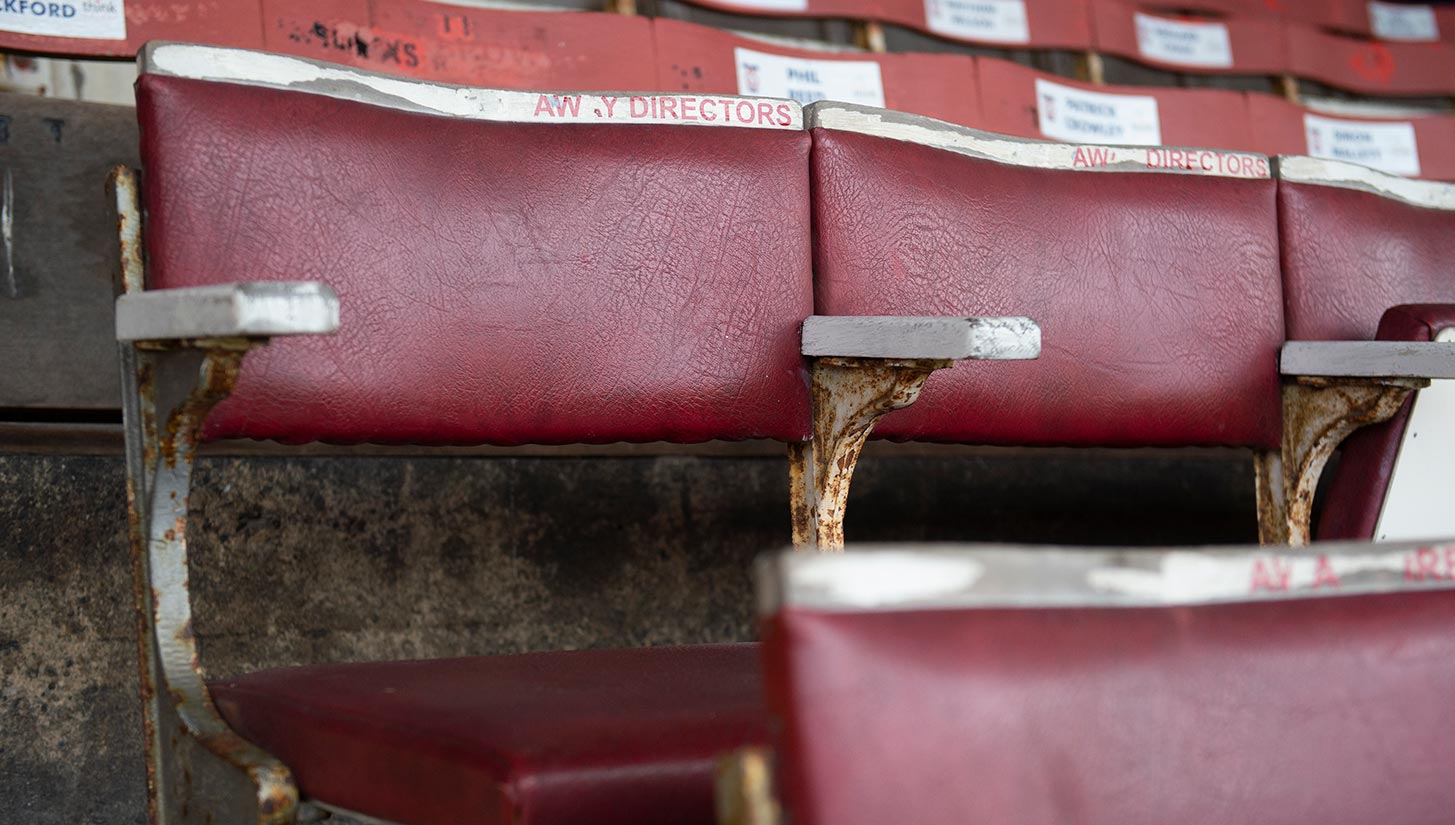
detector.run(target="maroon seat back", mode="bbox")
[809,102,1284,448]
[1278,156,1455,343]
[759,542,1455,825]
[137,44,813,445]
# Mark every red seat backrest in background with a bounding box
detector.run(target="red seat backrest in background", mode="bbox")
[1285,21,1455,96]
[136,44,813,445]
[654,19,980,128]
[0,0,263,57]
[261,0,658,89]
[810,102,1284,448]
[760,545,1455,825]
[976,56,1256,150]
[1248,94,1455,181]
[1089,0,1287,75]
[875,0,1094,50]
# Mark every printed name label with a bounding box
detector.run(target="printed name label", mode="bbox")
[1304,113,1420,177]
[1036,78,1161,146]
[924,0,1029,44]
[712,0,808,10]
[529,92,799,129]
[734,47,885,107]
[1134,12,1233,68]
[1369,1,1438,41]
[0,0,124,39]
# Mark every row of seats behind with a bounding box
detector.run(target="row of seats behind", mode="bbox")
[6,4,1452,180]
[8,0,1455,98]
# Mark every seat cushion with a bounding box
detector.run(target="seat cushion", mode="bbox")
[210,644,764,825]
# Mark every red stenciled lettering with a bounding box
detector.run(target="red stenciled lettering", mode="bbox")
[776,102,791,126]
[556,95,581,117]
[1199,152,1213,171]
[1251,558,1292,592]
[1241,156,1255,177]
[629,96,649,118]
[701,99,717,121]
[757,102,775,125]
[736,100,755,123]
[1406,547,1447,581]
[659,97,677,119]
[1313,555,1340,589]
[533,94,555,117]
[1254,157,1269,177]
[1420,547,1443,580]
[601,96,619,118]
[681,97,698,121]
[1445,547,1455,578]
[1074,146,1090,167]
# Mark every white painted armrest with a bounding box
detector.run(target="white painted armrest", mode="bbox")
[116,282,340,342]
[1280,341,1455,379]
[802,316,1040,361]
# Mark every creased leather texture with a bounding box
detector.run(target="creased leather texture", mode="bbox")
[811,128,1284,447]
[1317,305,1455,541]
[138,74,813,445]
[211,644,766,825]
[763,590,1455,825]
[1279,180,1455,342]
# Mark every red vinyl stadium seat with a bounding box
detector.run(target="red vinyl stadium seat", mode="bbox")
[138,48,811,446]
[1285,21,1455,96]
[808,101,1284,448]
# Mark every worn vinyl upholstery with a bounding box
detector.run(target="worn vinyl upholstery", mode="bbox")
[764,589,1455,825]
[211,645,766,825]
[138,74,813,445]
[1278,179,1455,342]
[811,127,1285,448]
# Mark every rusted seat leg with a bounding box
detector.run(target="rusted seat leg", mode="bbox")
[1277,376,1425,546]
[113,168,299,825]
[790,357,951,551]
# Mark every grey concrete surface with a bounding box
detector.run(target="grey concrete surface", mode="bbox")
[0,449,1255,823]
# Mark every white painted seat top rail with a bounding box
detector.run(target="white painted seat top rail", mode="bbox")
[801,316,1040,360]
[1276,155,1455,210]
[804,101,1272,180]
[757,539,1455,613]
[116,282,340,342]
[140,42,803,131]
